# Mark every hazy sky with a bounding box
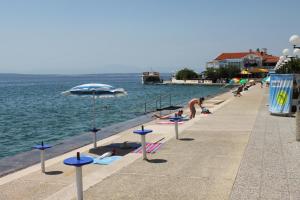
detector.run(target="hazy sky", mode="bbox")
[0,0,300,74]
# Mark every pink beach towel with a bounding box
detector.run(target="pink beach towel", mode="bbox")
[156,121,184,125]
[132,142,163,154]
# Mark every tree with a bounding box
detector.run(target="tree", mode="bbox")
[175,68,199,80]
[204,65,241,82]
[226,64,241,78]
[204,67,219,82]
[218,66,229,78]
[276,59,300,74]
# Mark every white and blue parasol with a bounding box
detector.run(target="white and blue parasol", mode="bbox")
[62,83,127,97]
[62,83,127,148]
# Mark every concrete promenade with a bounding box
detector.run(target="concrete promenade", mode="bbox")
[81,84,263,200]
[231,90,300,199]
[0,85,298,199]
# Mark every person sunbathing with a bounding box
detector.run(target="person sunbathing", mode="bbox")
[234,85,243,97]
[201,107,211,114]
[153,110,183,119]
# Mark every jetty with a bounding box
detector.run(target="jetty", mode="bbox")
[161,80,229,86]
[0,85,299,199]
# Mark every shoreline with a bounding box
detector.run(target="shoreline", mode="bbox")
[0,87,233,177]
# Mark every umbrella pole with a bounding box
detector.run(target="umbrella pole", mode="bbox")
[93,94,97,148]
[93,95,96,130]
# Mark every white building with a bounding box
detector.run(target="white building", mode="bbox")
[206,49,279,70]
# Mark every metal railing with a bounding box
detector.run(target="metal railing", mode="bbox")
[143,93,173,114]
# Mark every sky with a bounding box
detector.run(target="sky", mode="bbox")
[0,0,300,74]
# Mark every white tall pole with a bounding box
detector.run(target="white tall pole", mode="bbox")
[296,111,300,141]
[40,150,45,173]
[175,121,179,139]
[93,94,96,130]
[93,132,97,148]
[141,134,147,160]
[64,152,93,200]
[92,94,97,148]
[76,167,83,200]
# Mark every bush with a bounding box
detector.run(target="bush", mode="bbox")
[175,68,199,80]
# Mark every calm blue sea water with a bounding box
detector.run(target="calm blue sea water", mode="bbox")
[0,73,229,159]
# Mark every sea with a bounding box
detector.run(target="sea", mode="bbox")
[0,73,230,159]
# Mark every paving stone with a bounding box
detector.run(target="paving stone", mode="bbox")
[290,191,300,200]
[230,185,260,200]
[230,87,299,200]
[260,189,290,200]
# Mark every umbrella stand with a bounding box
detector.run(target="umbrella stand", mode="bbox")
[63,152,93,200]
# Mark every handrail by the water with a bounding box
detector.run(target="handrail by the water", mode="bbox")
[124,93,176,115]
[143,93,173,114]
[121,83,235,115]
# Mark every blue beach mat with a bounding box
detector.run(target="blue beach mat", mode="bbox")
[81,154,123,165]
[93,156,122,165]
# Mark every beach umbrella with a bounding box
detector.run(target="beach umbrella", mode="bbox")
[239,79,248,84]
[62,83,127,148]
[249,68,268,73]
[240,70,251,75]
[229,78,240,84]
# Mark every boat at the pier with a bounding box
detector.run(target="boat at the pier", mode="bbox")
[141,72,162,84]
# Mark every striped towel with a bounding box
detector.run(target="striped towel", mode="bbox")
[132,143,163,154]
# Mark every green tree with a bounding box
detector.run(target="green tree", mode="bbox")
[276,59,300,74]
[204,67,219,82]
[204,65,241,82]
[218,66,229,78]
[226,64,241,79]
[175,68,199,80]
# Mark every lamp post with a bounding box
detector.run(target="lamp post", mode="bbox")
[288,35,300,141]
[283,48,290,57]
[289,35,300,49]
[293,49,300,58]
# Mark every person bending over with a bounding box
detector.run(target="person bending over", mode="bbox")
[189,97,204,119]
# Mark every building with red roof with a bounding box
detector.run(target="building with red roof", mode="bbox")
[206,48,279,72]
